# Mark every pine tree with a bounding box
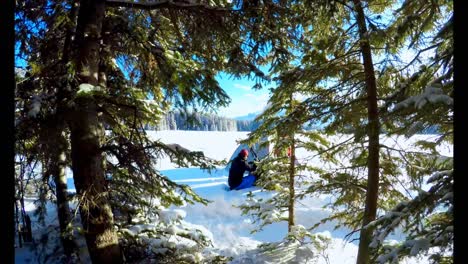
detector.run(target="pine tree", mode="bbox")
[239,0,452,262]
[281,1,452,263]
[15,1,81,260]
[364,0,453,262]
[15,0,272,262]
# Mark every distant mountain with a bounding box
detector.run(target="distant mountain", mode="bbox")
[233,112,260,121]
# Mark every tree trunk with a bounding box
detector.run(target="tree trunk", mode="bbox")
[50,2,80,258]
[353,1,380,264]
[15,200,22,248]
[69,0,123,263]
[288,95,296,233]
[51,126,78,258]
[288,139,296,232]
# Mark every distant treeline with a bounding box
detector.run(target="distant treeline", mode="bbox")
[142,111,440,134]
[144,111,260,131]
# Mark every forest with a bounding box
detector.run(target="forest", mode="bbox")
[14,0,453,263]
[145,111,259,131]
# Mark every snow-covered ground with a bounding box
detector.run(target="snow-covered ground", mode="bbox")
[15,131,451,263]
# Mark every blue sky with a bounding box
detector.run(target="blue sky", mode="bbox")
[215,73,271,119]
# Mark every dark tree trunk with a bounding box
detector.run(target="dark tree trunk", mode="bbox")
[15,201,22,248]
[51,126,79,258]
[288,96,296,232]
[69,0,123,263]
[353,1,381,263]
[288,139,296,232]
[50,2,80,258]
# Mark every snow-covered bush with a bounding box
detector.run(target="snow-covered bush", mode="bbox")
[117,207,215,263]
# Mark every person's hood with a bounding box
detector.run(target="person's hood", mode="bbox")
[238,154,247,160]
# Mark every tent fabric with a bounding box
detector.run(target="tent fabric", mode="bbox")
[224,138,270,172]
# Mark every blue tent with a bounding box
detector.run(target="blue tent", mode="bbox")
[224,137,271,173]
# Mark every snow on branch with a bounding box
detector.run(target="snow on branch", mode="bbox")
[392,84,453,112]
[27,94,42,117]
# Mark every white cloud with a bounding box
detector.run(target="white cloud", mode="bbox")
[233,83,252,91]
[219,93,269,118]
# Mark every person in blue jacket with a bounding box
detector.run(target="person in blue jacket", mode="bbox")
[228,149,257,190]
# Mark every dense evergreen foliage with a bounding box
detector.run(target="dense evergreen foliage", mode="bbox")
[15,0,266,261]
[238,0,453,263]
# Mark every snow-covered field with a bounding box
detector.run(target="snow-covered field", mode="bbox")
[16,131,451,263]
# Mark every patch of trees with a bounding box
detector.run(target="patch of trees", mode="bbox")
[143,111,259,131]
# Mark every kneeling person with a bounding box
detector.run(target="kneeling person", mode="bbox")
[228,149,257,190]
